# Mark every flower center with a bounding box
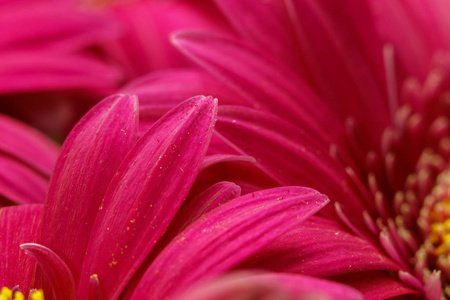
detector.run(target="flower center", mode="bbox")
[0,287,44,300]
[419,169,450,279]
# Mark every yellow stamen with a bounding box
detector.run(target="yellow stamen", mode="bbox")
[30,290,44,300]
[13,292,24,300]
[0,287,12,300]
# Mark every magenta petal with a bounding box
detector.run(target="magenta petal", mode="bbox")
[175,271,363,300]
[214,0,304,72]
[243,217,400,277]
[167,181,241,239]
[130,187,329,300]
[286,0,389,145]
[21,243,76,300]
[123,69,241,108]
[0,156,48,205]
[0,1,119,52]
[215,106,372,213]
[40,94,138,283]
[0,51,121,94]
[0,205,42,293]
[200,154,255,171]
[331,271,420,299]
[78,96,218,300]
[0,114,58,177]
[172,31,345,144]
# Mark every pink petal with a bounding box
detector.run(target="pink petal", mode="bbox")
[200,154,255,171]
[424,271,442,300]
[122,69,241,108]
[103,0,230,77]
[215,106,374,215]
[242,217,400,277]
[192,154,278,196]
[286,0,389,147]
[0,51,121,94]
[163,181,241,242]
[331,271,420,299]
[175,271,363,300]
[130,186,329,300]
[0,114,59,177]
[369,0,450,82]
[0,156,48,204]
[172,32,346,146]
[21,243,76,300]
[0,1,119,52]
[39,94,138,284]
[0,205,43,293]
[214,0,305,73]
[78,96,218,300]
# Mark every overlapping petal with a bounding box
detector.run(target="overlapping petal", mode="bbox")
[40,94,138,284]
[0,205,43,293]
[78,96,218,299]
[242,217,400,276]
[130,187,329,300]
[175,271,363,300]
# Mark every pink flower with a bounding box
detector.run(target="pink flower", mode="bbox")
[97,0,231,79]
[125,0,450,298]
[0,113,59,205]
[0,94,337,299]
[0,0,122,140]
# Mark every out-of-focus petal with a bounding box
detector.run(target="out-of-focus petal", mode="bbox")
[0,1,120,52]
[172,32,346,147]
[21,243,76,300]
[40,94,138,284]
[175,271,363,300]
[123,69,240,107]
[78,96,218,300]
[0,51,121,94]
[369,0,450,82]
[331,271,420,299]
[242,217,400,276]
[0,157,48,205]
[0,114,59,176]
[214,0,305,74]
[103,0,230,78]
[286,0,389,147]
[130,187,329,300]
[0,205,42,293]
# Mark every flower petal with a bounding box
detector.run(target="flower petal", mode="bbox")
[214,0,304,73]
[0,114,59,177]
[175,271,363,300]
[165,181,242,241]
[0,51,121,94]
[39,94,138,283]
[331,271,420,299]
[0,1,119,52]
[286,0,389,146]
[20,243,76,300]
[0,205,42,293]
[130,186,329,300]
[172,31,345,147]
[78,96,218,299]
[242,217,400,277]
[0,156,48,205]
[215,106,374,215]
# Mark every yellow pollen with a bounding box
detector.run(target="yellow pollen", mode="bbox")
[0,287,12,300]
[429,197,450,256]
[0,288,32,300]
[13,292,24,300]
[30,290,44,300]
